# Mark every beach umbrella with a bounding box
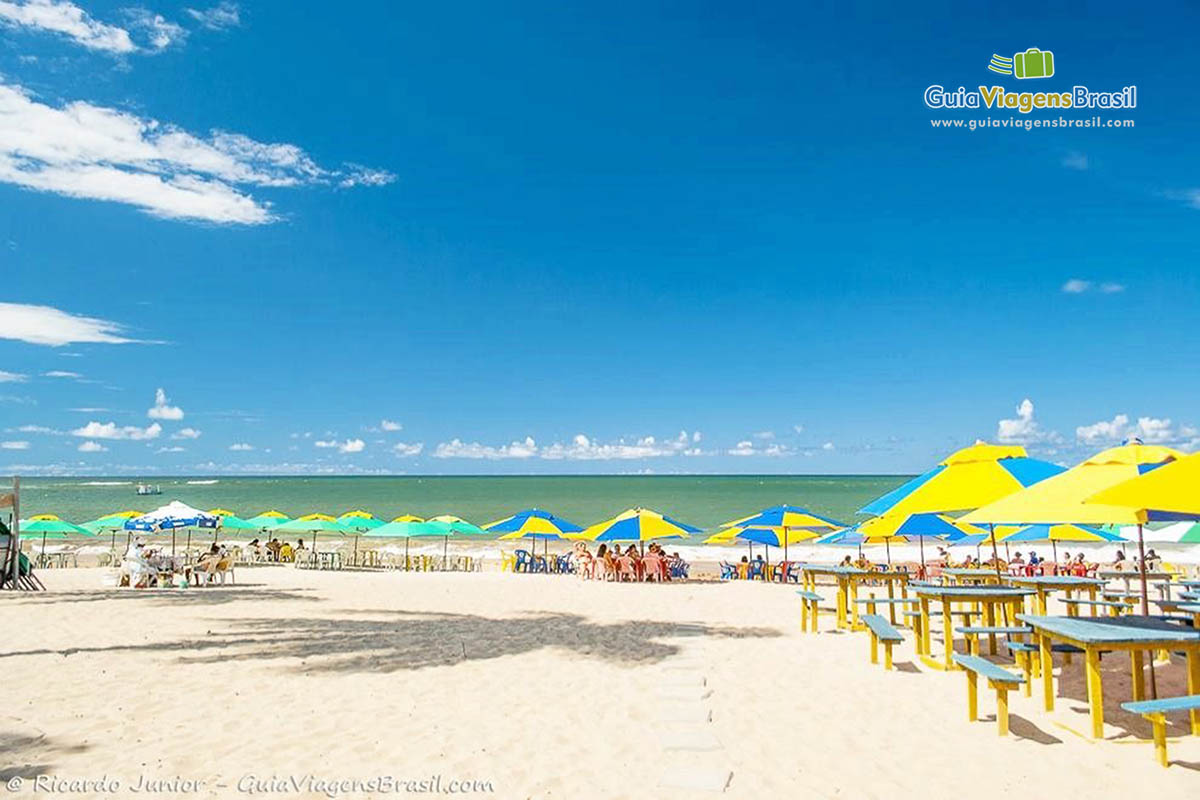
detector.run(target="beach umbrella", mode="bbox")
[81,514,135,552]
[245,511,292,532]
[857,512,974,571]
[426,516,487,566]
[720,505,844,561]
[19,518,93,561]
[1087,451,1200,522]
[105,510,145,518]
[336,511,385,562]
[485,509,583,564]
[861,440,1066,581]
[125,501,219,556]
[391,514,424,523]
[860,441,1065,517]
[1003,523,1126,563]
[273,514,350,552]
[572,508,701,551]
[369,520,448,569]
[208,513,260,542]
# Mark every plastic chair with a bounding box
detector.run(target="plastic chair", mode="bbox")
[719,562,736,581]
[514,549,532,573]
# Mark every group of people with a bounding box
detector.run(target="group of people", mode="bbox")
[119,539,232,588]
[245,537,307,563]
[571,541,687,581]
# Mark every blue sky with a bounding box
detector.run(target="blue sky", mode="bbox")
[1,1,1198,475]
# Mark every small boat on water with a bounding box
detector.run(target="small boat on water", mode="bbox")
[135,483,163,496]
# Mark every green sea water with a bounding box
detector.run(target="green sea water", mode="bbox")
[18,475,908,535]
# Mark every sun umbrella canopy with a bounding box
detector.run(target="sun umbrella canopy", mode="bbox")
[212,514,261,531]
[273,517,350,534]
[574,507,701,543]
[1086,451,1200,522]
[709,525,828,547]
[18,518,93,537]
[105,510,144,518]
[962,443,1184,526]
[485,509,583,540]
[208,508,237,517]
[391,514,424,523]
[859,441,1065,517]
[724,505,844,532]
[337,512,385,532]
[245,512,291,529]
[125,501,219,531]
[950,534,991,548]
[369,520,446,538]
[853,512,980,543]
[1003,523,1126,543]
[80,514,133,533]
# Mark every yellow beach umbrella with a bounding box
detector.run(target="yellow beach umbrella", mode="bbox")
[1088,451,1200,522]
[208,508,237,517]
[391,514,424,523]
[859,440,1066,517]
[298,512,338,522]
[106,510,144,518]
[341,509,375,519]
[430,514,467,524]
[258,509,289,518]
[571,507,701,544]
[29,513,61,521]
[962,443,1184,527]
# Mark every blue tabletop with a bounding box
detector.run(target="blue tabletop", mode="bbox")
[797,563,869,575]
[1006,575,1105,587]
[911,585,1033,599]
[1179,579,1200,588]
[1018,614,1200,644]
[941,568,1004,576]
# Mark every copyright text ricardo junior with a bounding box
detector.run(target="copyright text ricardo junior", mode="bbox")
[3,773,495,796]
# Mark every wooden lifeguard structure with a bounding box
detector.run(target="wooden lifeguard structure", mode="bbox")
[1,476,40,590]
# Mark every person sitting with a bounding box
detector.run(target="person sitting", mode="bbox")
[265,538,282,561]
[839,555,853,567]
[1069,551,1089,577]
[191,543,225,585]
[278,541,294,562]
[600,544,618,581]
[120,539,156,588]
[738,555,749,579]
[853,553,871,570]
[1111,550,1127,571]
[667,551,688,580]
[573,542,595,579]
[642,546,666,582]
[1145,549,1163,571]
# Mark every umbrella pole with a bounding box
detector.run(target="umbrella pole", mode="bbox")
[110,530,116,555]
[885,538,891,567]
[919,536,926,578]
[405,538,410,571]
[1052,540,1058,569]
[353,534,359,566]
[988,524,1002,583]
[40,531,46,566]
[443,535,448,571]
[175,529,179,558]
[1136,522,1158,699]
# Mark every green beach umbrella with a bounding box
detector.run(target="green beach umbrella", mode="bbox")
[20,517,93,561]
[368,520,446,568]
[81,514,135,552]
[245,511,292,530]
[337,511,385,562]
[273,514,349,552]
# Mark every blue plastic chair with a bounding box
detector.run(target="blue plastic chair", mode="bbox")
[748,560,765,581]
[719,562,736,581]
[514,549,533,573]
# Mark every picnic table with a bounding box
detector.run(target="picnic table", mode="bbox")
[799,564,910,630]
[1097,570,1175,601]
[1018,614,1200,739]
[910,584,1034,669]
[940,568,1006,586]
[1178,579,1200,590]
[1005,575,1106,615]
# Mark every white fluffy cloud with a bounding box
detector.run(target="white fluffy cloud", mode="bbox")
[185,2,239,30]
[392,442,423,457]
[77,440,105,452]
[0,81,395,224]
[228,442,254,451]
[0,440,29,449]
[0,302,139,346]
[435,437,538,460]
[171,427,201,440]
[315,438,365,454]
[1062,279,1125,295]
[0,0,135,53]
[380,419,402,432]
[43,370,80,378]
[156,445,185,453]
[727,439,794,457]
[125,8,184,50]
[1076,413,1183,446]
[71,420,161,440]
[147,387,184,420]
[0,370,26,382]
[996,398,1059,445]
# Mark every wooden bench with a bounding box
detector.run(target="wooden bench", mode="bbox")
[861,613,903,670]
[795,590,823,633]
[952,654,1024,735]
[1121,695,1200,767]
[956,625,1032,656]
[902,609,941,655]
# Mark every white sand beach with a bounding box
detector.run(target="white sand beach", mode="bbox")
[3,566,1199,799]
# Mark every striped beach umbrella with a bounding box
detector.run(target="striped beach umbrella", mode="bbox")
[574,507,701,546]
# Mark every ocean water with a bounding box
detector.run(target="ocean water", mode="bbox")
[17,475,907,535]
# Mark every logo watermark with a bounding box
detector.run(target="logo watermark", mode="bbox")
[926,47,1136,129]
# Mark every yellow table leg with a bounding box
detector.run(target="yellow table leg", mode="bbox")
[849,579,861,629]
[1187,649,1200,736]
[835,579,847,629]
[1131,650,1145,701]
[966,669,978,721]
[884,642,893,671]
[1086,646,1104,739]
[869,631,878,665]
[993,683,1010,735]
[1040,633,1054,711]
[1018,651,1032,697]
[984,603,996,655]
[942,597,954,670]
[1087,585,1098,617]
[1148,712,1169,767]
[886,580,897,625]
[920,597,931,656]
[1037,588,1048,615]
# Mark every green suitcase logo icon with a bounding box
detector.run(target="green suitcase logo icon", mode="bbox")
[1013,48,1054,79]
